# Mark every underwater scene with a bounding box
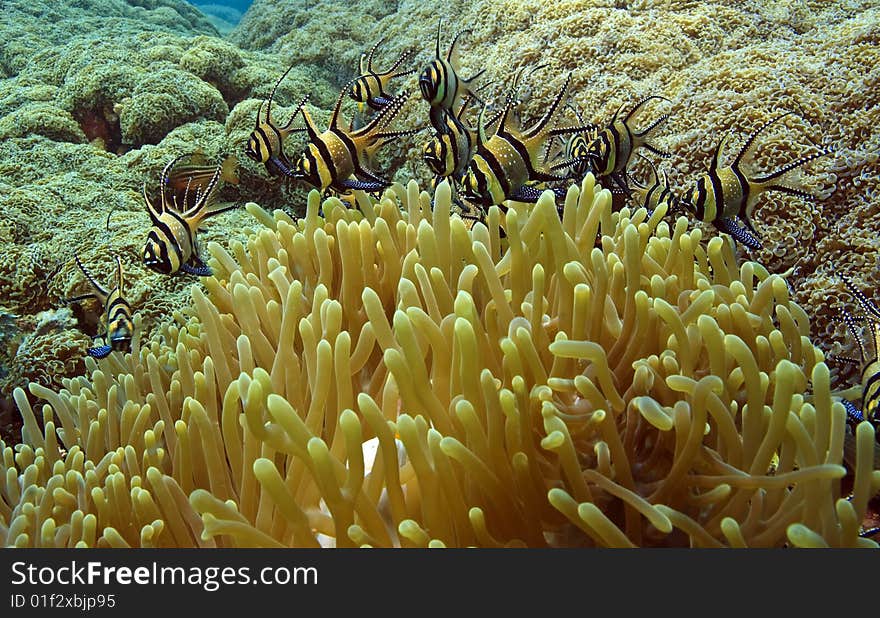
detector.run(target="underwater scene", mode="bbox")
[0,0,878,549]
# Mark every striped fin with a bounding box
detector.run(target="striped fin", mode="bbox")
[87,344,112,359]
[352,90,412,139]
[143,183,163,223]
[731,111,794,168]
[840,272,880,321]
[841,398,865,424]
[329,80,356,132]
[523,72,572,141]
[709,134,731,173]
[433,18,443,58]
[74,255,109,299]
[839,308,869,364]
[113,255,124,296]
[265,63,298,128]
[714,217,762,250]
[278,95,310,134]
[624,95,671,125]
[362,37,385,73]
[752,147,834,185]
[182,161,227,225]
[445,27,470,63]
[384,48,416,78]
[299,105,322,141]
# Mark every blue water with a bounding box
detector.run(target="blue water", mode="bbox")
[193,0,253,10]
[188,0,253,29]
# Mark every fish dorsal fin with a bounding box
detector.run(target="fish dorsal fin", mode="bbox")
[75,255,109,299]
[267,63,297,126]
[525,72,571,141]
[710,134,730,173]
[841,272,880,322]
[446,28,471,64]
[165,153,228,213]
[279,94,310,134]
[330,82,354,132]
[255,100,264,129]
[184,163,224,223]
[114,255,124,295]
[434,18,443,59]
[159,153,188,203]
[623,95,670,125]
[496,67,527,134]
[732,111,794,169]
[609,101,627,125]
[300,105,321,141]
[475,104,490,146]
[365,37,385,73]
[388,49,416,76]
[144,183,163,223]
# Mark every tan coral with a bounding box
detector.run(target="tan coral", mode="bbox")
[2,178,878,548]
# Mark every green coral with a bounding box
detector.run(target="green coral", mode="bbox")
[118,67,229,145]
[0,103,86,143]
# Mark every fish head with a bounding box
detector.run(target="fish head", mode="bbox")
[245,128,269,163]
[108,317,133,352]
[418,63,440,103]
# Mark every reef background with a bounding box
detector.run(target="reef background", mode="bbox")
[1,0,878,444]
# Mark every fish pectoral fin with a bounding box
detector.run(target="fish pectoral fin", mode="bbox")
[840,398,864,424]
[715,217,762,250]
[368,96,392,110]
[181,254,213,277]
[87,344,112,359]
[267,155,297,178]
[340,178,389,192]
[509,185,545,203]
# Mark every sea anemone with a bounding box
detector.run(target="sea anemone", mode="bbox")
[2,176,877,548]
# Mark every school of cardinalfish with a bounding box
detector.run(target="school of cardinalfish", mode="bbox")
[62,20,877,447]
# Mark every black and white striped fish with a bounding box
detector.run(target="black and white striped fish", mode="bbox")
[460,71,592,207]
[586,95,671,196]
[349,38,416,112]
[142,153,238,276]
[245,64,310,178]
[544,105,596,183]
[65,255,134,359]
[293,83,421,193]
[679,112,833,250]
[423,96,500,185]
[419,19,486,133]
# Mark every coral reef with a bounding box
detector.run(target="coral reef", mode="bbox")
[2,180,878,548]
[0,0,340,401]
